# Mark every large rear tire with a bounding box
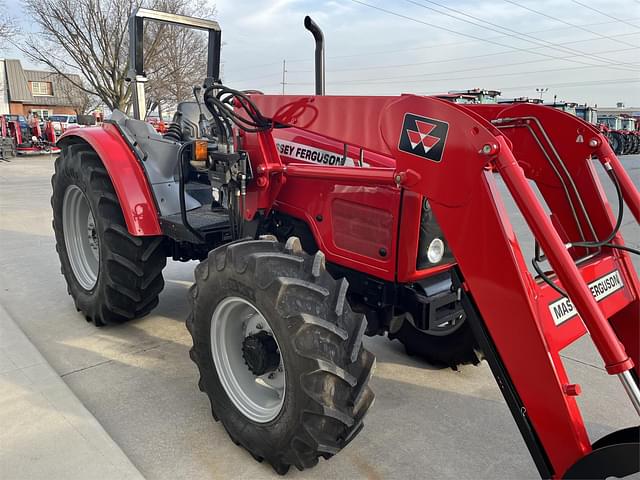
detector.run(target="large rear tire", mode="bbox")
[51,143,166,325]
[610,132,623,155]
[622,134,632,155]
[187,236,375,474]
[631,134,640,155]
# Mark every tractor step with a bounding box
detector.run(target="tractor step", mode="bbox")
[159,205,232,244]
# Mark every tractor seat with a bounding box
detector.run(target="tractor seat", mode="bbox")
[171,101,214,140]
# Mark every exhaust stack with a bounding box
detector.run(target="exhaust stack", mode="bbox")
[304,16,325,95]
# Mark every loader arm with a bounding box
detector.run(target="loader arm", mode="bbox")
[244,94,639,478]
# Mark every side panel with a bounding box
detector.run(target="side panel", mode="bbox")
[272,177,401,281]
[58,124,161,236]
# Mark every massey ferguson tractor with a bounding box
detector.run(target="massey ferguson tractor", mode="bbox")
[51,9,639,478]
[599,114,640,156]
[620,116,640,156]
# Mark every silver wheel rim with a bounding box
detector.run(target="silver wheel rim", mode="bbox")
[62,185,100,290]
[210,296,285,423]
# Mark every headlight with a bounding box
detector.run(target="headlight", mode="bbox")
[427,238,445,264]
[416,198,455,269]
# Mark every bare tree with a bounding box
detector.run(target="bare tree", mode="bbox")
[19,0,215,113]
[56,77,100,115]
[144,0,212,118]
[0,0,16,44]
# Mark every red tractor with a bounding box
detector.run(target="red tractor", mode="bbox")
[598,115,640,156]
[51,9,639,478]
[2,114,60,155]
[620,116,640,155]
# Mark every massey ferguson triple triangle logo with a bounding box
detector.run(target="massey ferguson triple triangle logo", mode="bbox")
[398,113,449,163]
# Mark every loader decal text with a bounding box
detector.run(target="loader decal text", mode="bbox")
[548,270,624,326]
[398,113,448,163]
[274,139,366,167]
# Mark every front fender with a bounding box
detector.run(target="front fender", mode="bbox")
[58,123,162,236]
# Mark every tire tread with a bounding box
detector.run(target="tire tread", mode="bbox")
[188,237,374,474]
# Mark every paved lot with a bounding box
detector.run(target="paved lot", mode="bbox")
[0,305,143,480]
[0,153,638,479]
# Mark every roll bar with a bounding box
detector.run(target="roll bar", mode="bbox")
[127,8,222,120]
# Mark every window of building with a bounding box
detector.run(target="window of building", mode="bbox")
[30,81,53,96]
[30,109,52,119]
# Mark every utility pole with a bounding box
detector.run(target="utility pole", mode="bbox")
[281,60,287,95]
[536,87,548,101]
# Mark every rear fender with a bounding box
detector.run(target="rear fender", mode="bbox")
[58,123,161,236]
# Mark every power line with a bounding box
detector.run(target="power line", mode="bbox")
[503,0,640,48]
[224,16,640,74]
[284,57,640,87]
[225,31,640,83]
[325,38,640,74]
[378,78,640,95]
[219,77,640,96]
[571,0,640,30]
[233,72,281,83]
[348,0,639,73]
[335,47,640,85]
[404,0,639,70]
[491,77,640,91]
[228,44,639,86]
[257,77,640,96]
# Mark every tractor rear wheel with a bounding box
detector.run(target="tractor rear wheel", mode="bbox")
[187,237,375,474]
[51,143,166,325]
[622,135,632,155]
[389,316,480,369]
[632,135,640,155]
[610,132,623,155]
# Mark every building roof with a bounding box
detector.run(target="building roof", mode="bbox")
[4,59,31,102]
[596,106,640,117]
[3,59,82,107]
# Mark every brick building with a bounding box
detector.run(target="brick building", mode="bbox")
[0,59,82,118]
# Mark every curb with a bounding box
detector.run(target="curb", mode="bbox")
[0,303,145,480]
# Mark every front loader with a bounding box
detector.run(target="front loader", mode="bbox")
[51,9,639,478]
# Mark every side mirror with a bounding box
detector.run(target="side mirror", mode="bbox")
[77,115,96,126]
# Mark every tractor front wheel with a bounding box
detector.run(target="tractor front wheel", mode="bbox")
[187,237,375,474]
[51,143,166,325]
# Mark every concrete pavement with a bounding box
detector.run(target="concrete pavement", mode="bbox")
[0,153,638,479]
[0,303,143,480]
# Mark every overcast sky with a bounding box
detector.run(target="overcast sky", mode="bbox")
[215,0,640,106]
[9,0,640,106]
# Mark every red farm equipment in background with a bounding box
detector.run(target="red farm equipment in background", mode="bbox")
[50,9,639,479]
[0,115,16,160]
[2,114,60,155]
[147,117,168,133]
[598,115,640,156]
